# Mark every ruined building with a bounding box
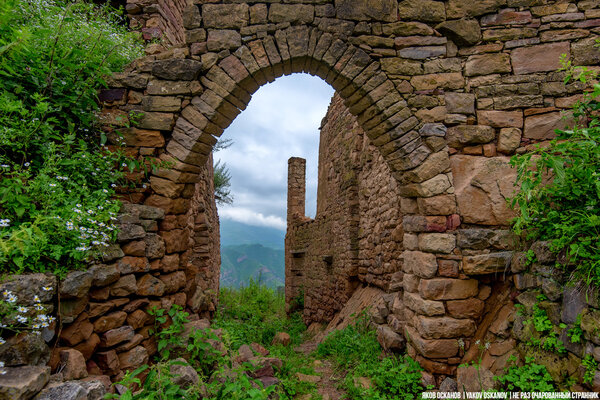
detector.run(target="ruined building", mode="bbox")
[2,0,600,389]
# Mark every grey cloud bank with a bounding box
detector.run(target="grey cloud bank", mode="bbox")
[215,74,335,231]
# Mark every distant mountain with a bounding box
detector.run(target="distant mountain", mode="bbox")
[219,219,285,249]
[220,244,285,289]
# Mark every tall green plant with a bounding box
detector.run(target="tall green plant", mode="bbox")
[0,0,143,275]
[510,60,600,287]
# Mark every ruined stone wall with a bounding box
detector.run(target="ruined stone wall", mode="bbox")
[288,88,600,388]
[0,154,220,384]
[286,93,406,325]
[92,0,600,385]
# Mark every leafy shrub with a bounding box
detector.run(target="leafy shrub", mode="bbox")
[495,356,556,392]
[510,61,600,288]
[105,360,205,400]
[0,0,143,275]
[348,356,424,400]
[523,296,567,354]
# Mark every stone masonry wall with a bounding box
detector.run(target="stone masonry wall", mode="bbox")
[94,0,600,382]
[0,155,220,385]
[288,88,600,388]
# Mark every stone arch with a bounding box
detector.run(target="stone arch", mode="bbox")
[153,26,443,196]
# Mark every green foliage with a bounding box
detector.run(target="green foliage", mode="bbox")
[582,354,598,385]
[509,61,600,288]
[105,360,204,400]
[213,159,233,205]
[212,278,305,349]
[205,366,276,400]
[147,305,189,360]
[186,328,222,376]
[523,295,567,354]
[213,138,233,205]
[316,310,380,369]
[567,314,584,344]
[495,356,556,392]
[0,0,143,275]
[347,356,425,400]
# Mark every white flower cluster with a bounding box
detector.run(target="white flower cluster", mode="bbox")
[0,219,10,228]
[69,205,117,252]
[0,288,55,374]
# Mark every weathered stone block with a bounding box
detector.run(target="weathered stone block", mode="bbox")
[59,349,88,380]
[399,174,451,198]
[207,30,242,52]
[136,274,165,297]
[418,233,456,254]
[376,325,405,351]
[511,42,571,74]
[404,292,445,316]
[465,53,511,77]
[572,37,600,66]
[497,127,522,154]
[477,110,523,128]
[436,19,482,46]
[269,4,314,24]
[93,311,127,333]
[202,4,249,29]
[110,275,137,297]
[445,93,475,114]
[451,155,517,225]
[152,59,202,81]
[405,327,459,358]
[335,0,397,22]
[398,46,446,60]
[462,251,513,275]
[416,316,476,339]
[0,366,49,400]
[404,251,438,278]
[136,112,174,131]
[523,111,573,140]
[410,73,464,90]
[60,270,93,299]
[447,125,495,147]
[419,278,478,300]
[446,0,505,18]
[417,195,457,215]
[398,0,445,22]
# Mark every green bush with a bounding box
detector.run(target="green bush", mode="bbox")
[495,356,556,392]
[510,61,600,287]
[0,0,143,275]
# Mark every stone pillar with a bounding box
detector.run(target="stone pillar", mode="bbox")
[287,157,306,223]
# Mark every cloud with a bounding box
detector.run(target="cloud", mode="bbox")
[219,207,287,230]
[215,73,334,228]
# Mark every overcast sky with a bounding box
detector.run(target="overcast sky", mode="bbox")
[215,74,335,231]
